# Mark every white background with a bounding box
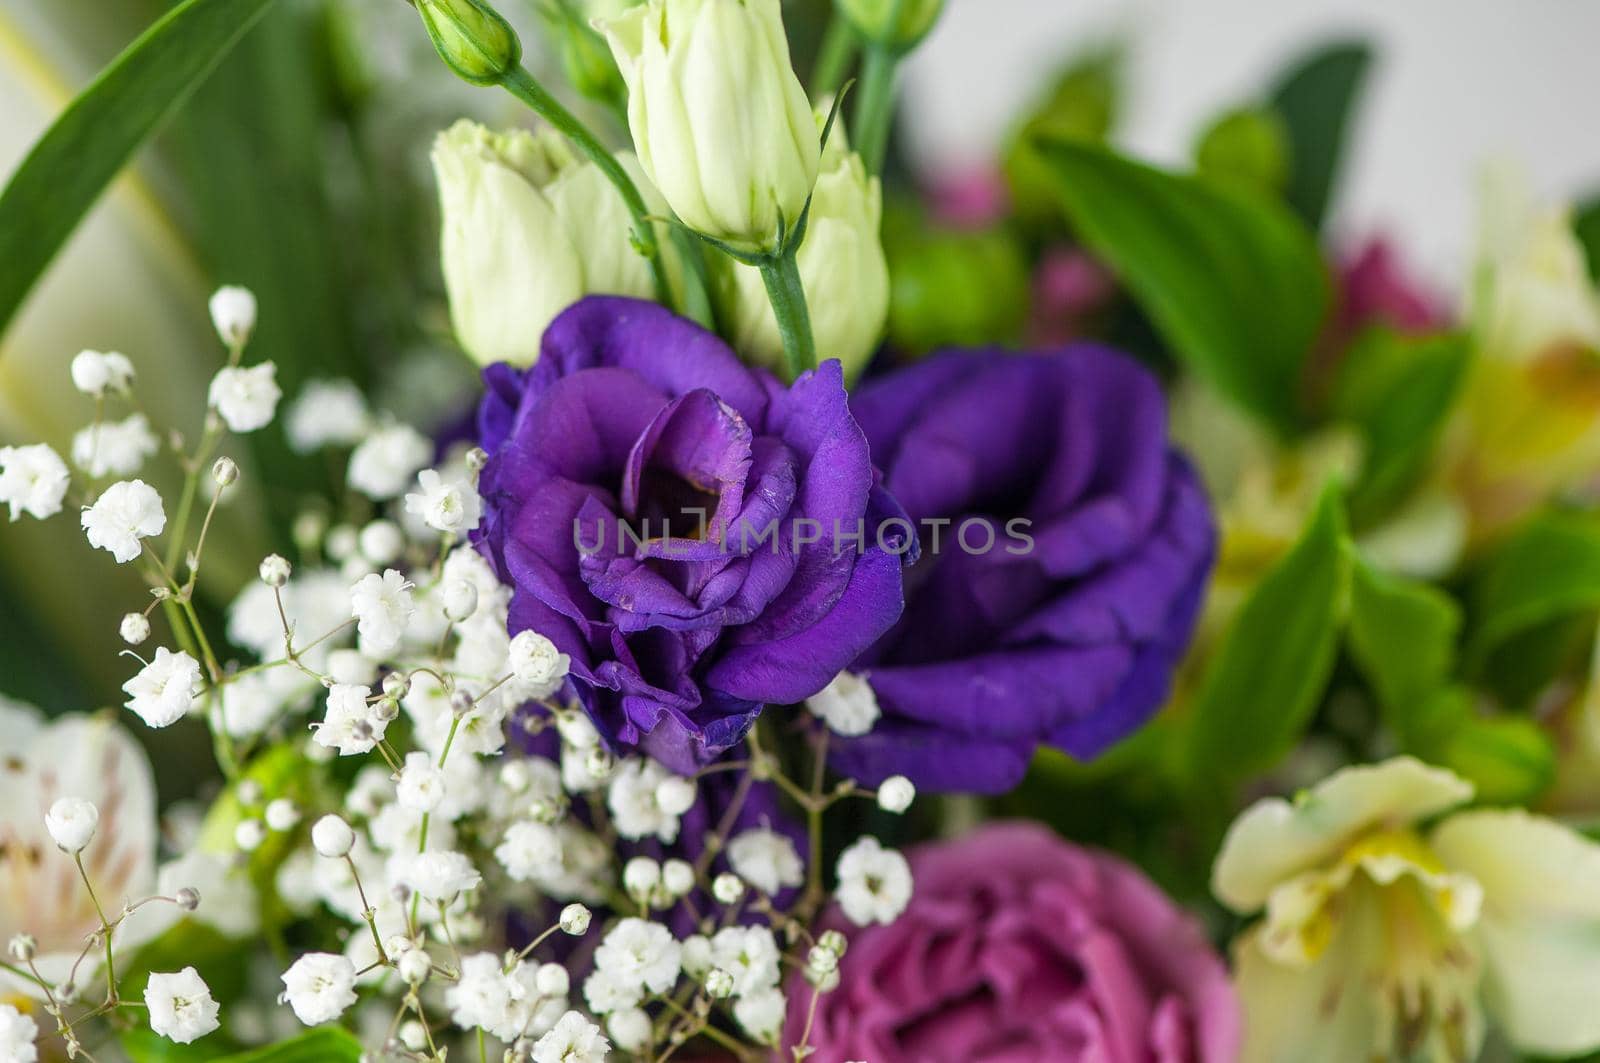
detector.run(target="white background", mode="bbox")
[901,0,1600,291]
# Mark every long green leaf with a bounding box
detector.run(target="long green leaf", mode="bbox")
[1036,139,1329,434]
[1269,40,1373,230]
[1466,509,1600,670]
[1346,557,1459,728]
[1187,485,1350,779]
[0,0,279,344]
[213,1030,364,1062]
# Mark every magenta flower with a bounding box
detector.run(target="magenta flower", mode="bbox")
[784,822,1239,1063]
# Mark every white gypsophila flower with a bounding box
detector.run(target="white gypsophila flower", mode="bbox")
[70,349,135,396]
[622,857,660,902]
[805,670,881,736]
[593,918,681,997]
[208,363,281,433]
[348,423,431,501]
[561,741,611,794]
[122,648,201,728]
[447,952,515,1035]
[265,799,299,832]
[654,775,696,817]
[217,668,310,739]
[680,935,712,978]
[711,873,744,905]
[532,1010,609,1063]
[607,1006,651,1054]
[661,859,695,898]
[583,965,638,1014]
[157,849,260,938]
[877,775,915,814]
[44,797,98,853]
[208,285,257,347]
[835,836,913,926]
[71,413,158,478]
[390,849,481,902]
[396,751,446,813]
[324,649,378,688]
[120,612,151,645]
[81,479,165,563]
[535,963,569,998]
[404,468,482,535]
[733,986,787,1046]
[370,802,455,856]
[443,545,511,615]
[285,379,370,453]
[709,926,781,998]
[234,819,266,852]
[508,629,570,694]
[313,683,382,756]
[145,967,221,1044]
[607,759,686,843]
[358,520,405,567]
[726,827,804,897]
[0,1003,38,1061]
[0,444,69,522]
[403,671,510,758]
[278,952,357,1026]
[439,578,479,623]
[343,764,392,819]
[495,820,564,882]
[349,568,414,656]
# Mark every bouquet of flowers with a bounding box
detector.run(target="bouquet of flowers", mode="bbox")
[3,1,1600,1061]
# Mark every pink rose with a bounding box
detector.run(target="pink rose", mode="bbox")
[783,822,1238,1063]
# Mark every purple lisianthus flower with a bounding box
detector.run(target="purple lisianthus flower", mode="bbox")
[832,346,1216,793]
[475,296,909,772]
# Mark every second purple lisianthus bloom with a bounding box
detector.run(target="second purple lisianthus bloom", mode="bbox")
[833,346,1217,793]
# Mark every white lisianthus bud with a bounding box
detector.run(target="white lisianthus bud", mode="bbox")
[414,0,521,86]
[559,903,592,935]
[712,121,887,381]
[45,797,98,853]
[433,120,671,367]
[211,456,239,487]
[311,814,356,858]
[837,0,944,48]
[209,286,258,347]
[599,0,820,254]
[259,553,292,587]
[120,612,151,645]
[876,775,915,814]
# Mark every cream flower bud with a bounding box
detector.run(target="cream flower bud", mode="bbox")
[209,286,257,348]
[837,0,944,48]
[414,0,522,86]
[45,797,98,853]
[876,775,914,814]
[599,0,820,253]
[712,122,887,381]
[623,856,661,901]
[259,554,292,587]
[433,119,669,366]
[211,456,239,487]
[711,872,744,905]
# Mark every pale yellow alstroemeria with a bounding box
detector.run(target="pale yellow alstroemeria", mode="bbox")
[1215,756,1600,1062]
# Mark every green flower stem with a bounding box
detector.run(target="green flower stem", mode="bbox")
[853,41,899,175]
[498,64,672,307]
[811,14,858,99]
[758,248,817,380]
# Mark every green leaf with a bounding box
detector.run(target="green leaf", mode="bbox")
[1194,106,1290,195]
[0,0,279,344]
[1466,509,1600,672]
[1576,194,1600,285]
[1035,140,1329,434]
[1268,40,1374,230]
[212,1030,364,1062]
[1188,485,1351,779]
[1330,328,1471,522]
[1346,556,1461,733]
